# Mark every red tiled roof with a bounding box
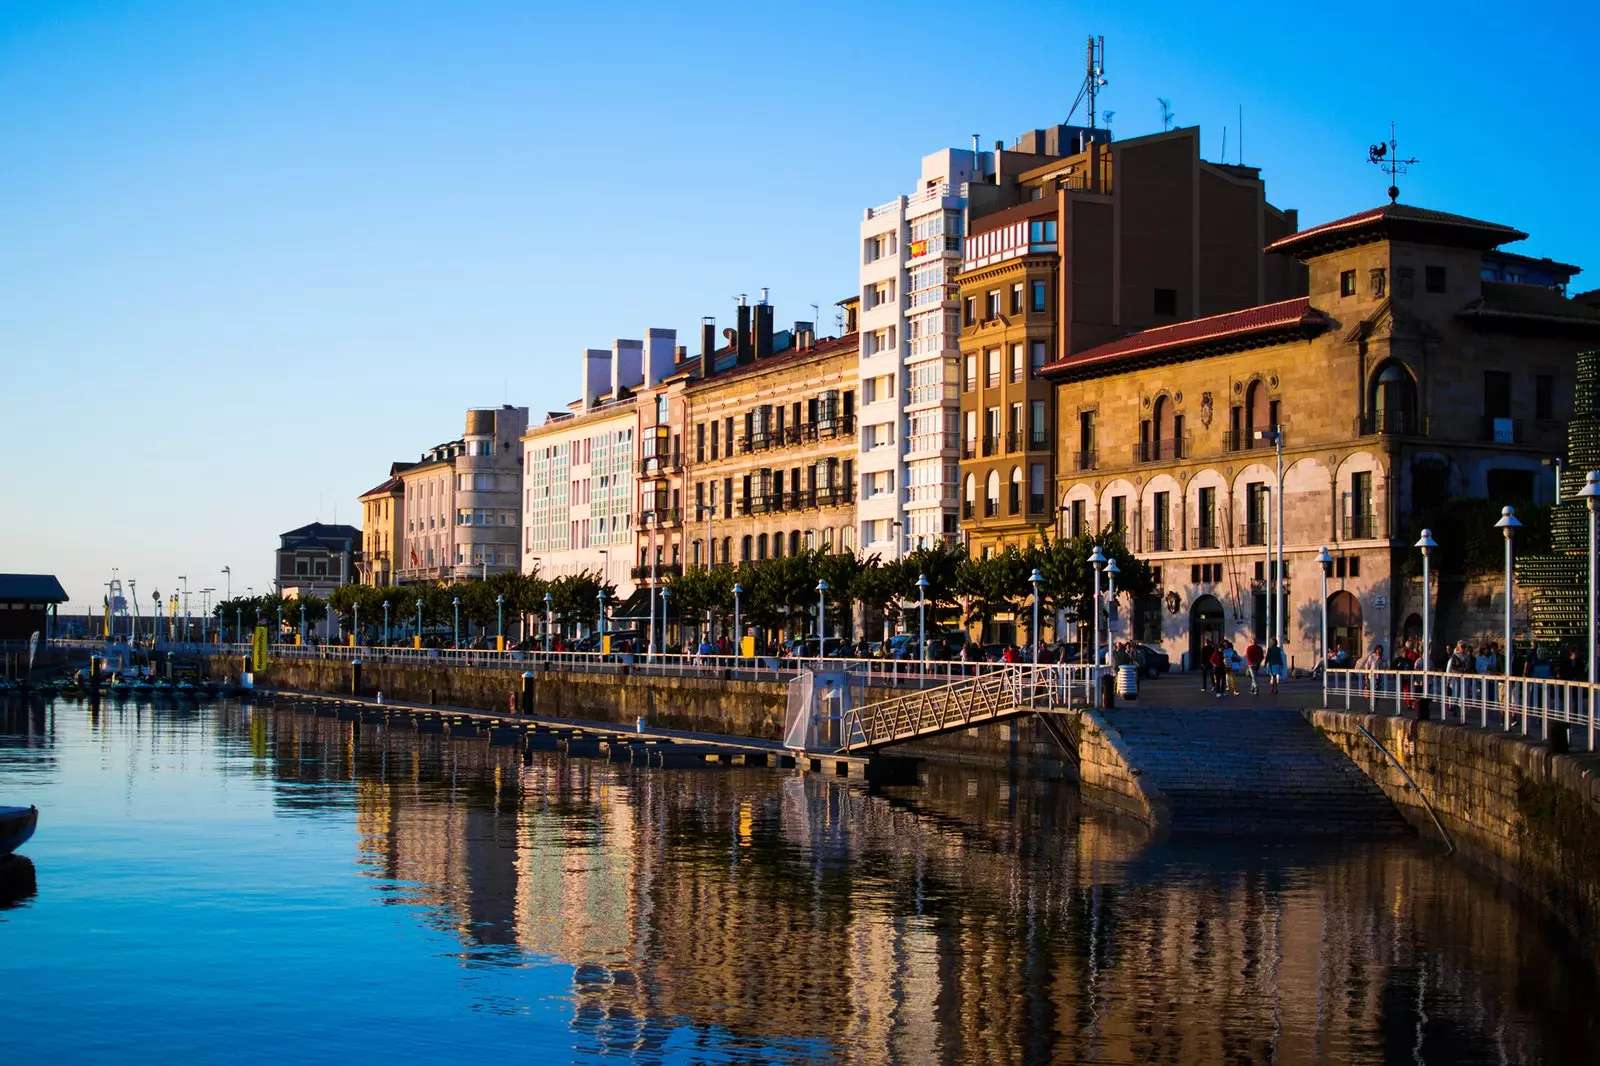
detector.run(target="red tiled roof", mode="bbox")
[358,475,403,499]
[1041,298,1326,376]
[1266,204,1526,258]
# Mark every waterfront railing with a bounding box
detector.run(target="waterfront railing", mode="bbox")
[1325,667,1598,751]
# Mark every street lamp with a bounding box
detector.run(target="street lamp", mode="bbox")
[1495,505,1521,731]
[816,579,828,656]
[1029,568,1043,666]
[1580,470,1600,750]
[222,565,231,603]
[353,601,360,647]
[452,596,461,649]
[415,599,423,644]
[1317,546,1333,707]
[383,600,391,646]
[496,594,505,650]
[1104,557,1121,657]
[917,573,929,671]
[733,582,743,655]
[1258,426,1286,648]
[1415,528,1437,712]
[544,592,553,654]
[298,602,305,643]
[660,587,671,653]
[1088,546,1107,672]
[596,588,607,637]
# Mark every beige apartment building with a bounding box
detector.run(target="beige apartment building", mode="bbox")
[685,296,859,567]
[357,465,409,585]
[394,407,526,584]
[397,440,464,583]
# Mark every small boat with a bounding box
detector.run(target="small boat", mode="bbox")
[0,807,37,857]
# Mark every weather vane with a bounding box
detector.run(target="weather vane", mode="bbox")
[1367,122,1417,204]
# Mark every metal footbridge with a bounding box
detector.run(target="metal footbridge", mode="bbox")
[838,664,1099,753]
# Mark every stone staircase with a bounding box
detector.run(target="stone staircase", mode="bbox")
[1096,706,1411,836]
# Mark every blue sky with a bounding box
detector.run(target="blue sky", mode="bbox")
[2,0,1594,611]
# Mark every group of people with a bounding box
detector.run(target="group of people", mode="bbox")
[1198,636,1286,697]
[1346,637,1584,680]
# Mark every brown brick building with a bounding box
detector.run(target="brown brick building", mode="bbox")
[1041,203,1600,668]
[958,126,1302,561]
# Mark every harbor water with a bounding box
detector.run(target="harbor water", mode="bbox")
[1,696,1597,1064]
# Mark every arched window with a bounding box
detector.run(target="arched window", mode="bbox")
[721,536,732,565]
[756,533,768,561]
[1244,380,1271,447]
[1009,466,1023,514]
[1152,395,1171,449]
[1370,361,1417,435]
[822,527,834,551]
[964,473,977,519]
[985,470,1000,517]
[842,525,855,551]
[740,535,752,562]
[789,530,801,556]
[772,532,784,559]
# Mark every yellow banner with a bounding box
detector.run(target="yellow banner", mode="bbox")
[252,626,269,671]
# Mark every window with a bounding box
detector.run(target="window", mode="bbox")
[985,471,1000,518]
[1536,374,1554,420]
[1110,495,1126,533]
[655,395,669,424]
[964,354,977,392]
[1340,270,1357,297]
[984,406,1000,454]
[1030,341,1048,375]
[1151,492,1170,550]
[1029,464,1045,514]
[985,349,1000,388]
[964,296,977,326]
[1197,486,1217,548]
[986,290,1002,319]
[1009,467,1022,514]
[1371,268,1386,297]
[1009,403,1023,450]
[1031,401,1047,450]
[1246,482,1268,545]
[1425,265,1447,293]
[1010,283,1024,315]
[1010,344,1024,383]
[1069,499,1085,538]
[710,421,719,459]
[1031,280,1048,313]
[1484,371,1512,419]
[1077,410,1095,468]
[1154,288,1177,316]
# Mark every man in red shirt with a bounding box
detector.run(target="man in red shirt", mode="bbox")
[1244,637,1264,695]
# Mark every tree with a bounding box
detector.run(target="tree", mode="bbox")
[667,565,734,634]
[903,541,966,629]
[956,546,1032,635]
[850,553,912,634]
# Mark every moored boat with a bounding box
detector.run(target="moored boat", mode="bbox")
[0,806,38,857]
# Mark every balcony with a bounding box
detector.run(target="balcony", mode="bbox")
[1357,410,1424,437]
[815,485,855,508]
[962,439,978,460]
[1132,437,1188,464]
[1028,431,1049,451]
[634,507,681,530]
[1342,511,1378,541]
[1008,487,1021,515]
[1239,521,1268,548]
[1073,450,1097,472]
[1149,526,1175,552]
[1479,416,1525,444]
[630,563,683,581]
[1192,524,1220,550]
[1006,430,1022,453]
[984,499,1000,518]
[982,434,1000,457]
[637,455,683,475]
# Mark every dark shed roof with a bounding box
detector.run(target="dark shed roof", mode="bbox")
[0,574,69,603]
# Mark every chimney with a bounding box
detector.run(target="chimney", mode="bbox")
[735,294,753,365]
[754,289,774,359]
[700,317,716,376]
[674,345,687,366]
[582,348,612,411]
[611,338,643,395]
[643,327,676,388]
[792,321,814,349]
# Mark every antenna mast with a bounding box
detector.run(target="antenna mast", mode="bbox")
[1367,121,1418,203]
[1086,36,1106,129]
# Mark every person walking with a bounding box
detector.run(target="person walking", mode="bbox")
[1199,638,1214,692]
[1266,637,1286,695]
[1209,642,1228,698]
[1244,636,1264,695]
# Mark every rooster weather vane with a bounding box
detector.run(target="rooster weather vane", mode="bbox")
[1368,122,1417,204]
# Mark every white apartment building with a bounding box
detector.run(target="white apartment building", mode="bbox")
[521,332,678,597]
[857,147,992,555]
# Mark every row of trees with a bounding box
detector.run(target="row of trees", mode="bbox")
[211,529,1150,644]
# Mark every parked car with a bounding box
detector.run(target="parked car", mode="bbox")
[784,637,850,659]
[1130,642,1170,678]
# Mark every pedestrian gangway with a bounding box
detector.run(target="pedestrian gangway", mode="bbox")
[838,664,1099,753]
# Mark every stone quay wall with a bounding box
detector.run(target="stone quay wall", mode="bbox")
[1305,709,1600,966]
[1070,709,1169,830]
[220,654,1079,776]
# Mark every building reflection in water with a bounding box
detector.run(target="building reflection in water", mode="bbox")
[194,706,1600,1063]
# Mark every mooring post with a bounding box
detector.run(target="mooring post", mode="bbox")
[521,671,534,716]
[351,658,362,697]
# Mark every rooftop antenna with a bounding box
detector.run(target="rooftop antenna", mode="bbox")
[1102,110,1115,128]
[1066,35,1107,129]
[1220,126,1227,164]
[1368,121,1417,203]
[1157,98,1174,132]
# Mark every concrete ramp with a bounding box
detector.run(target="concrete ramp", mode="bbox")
[1096,707,1411,836]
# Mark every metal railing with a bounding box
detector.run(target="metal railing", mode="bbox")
[1132,436,1188,464]
[1357,410,1424,437]
[1325,667,1597,750]
[839,664,1098,752]
[1341,511,1378,540]
[1192,523,1220,549]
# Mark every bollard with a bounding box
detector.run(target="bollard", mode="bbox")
[521,671,534,716]
[1550,720,1570,754]
[351,659,362,697]
[636,715,645,734]
[1416,696,1431,721]
[1099,671,1116,709]
[376,691,384,706]
[428,687,437,706]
